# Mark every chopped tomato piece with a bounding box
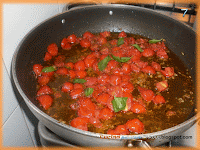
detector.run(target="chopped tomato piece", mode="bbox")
[99,107,114,120]
[44,52,52,61]
[33,64,43,77]
[61,82,74,93]
[37,95,53,110]
[74,60,86,71]
[160,67,174,77]
[138,86,155,102]
[125,119,144,134]
[153,95,166,104]
[156,80,168,92]
[37,85,53,96]
[70,117,89,131]
[47,43,58,56]
[56,67,68,75]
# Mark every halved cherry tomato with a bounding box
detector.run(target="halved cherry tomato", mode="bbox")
[142,48,155,57]
[121,63,131,74]
[125,118,144,133]
[74,83,83,90]
[141,66,156,74]
[138,86,155,102]
[131,102,146,114]
[33,64,43,77]
[65,62,74,69]
[70,88,83,100]
[109,75,122,86]
[156,80,168,92]
[98,74,110,85]
[44,52,52,61]
[99,107,114,120]
[118,31,127,38]
[68,70,76,79]
[47,43,58,56]
[56,67,68,75]
[61,38,72,50]
[151,61,161,71]
[37,85,53,96]
[160,67,174,77]
[84,77,98,86]
[153,95,166,104]
[114,125,130,135]
[83,31,94,40]
[61,82,74,93]
[80,39,91,48]
[100,31,111,38]
[37,76,50,86]
[67,34,76,43]
[96,93,111,105]
[37,94,53,110]
[70,117,89,131]
[74,60,86,71]
[76,70,87,79]
[120,82,134,93]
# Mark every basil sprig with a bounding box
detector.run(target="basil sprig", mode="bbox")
[149,38,163,44]
[42,66,56,73]
[117,37,124,46]
[112,96,128,112]
[98,55,112,71]
[112,54,131,63]
[133,44,143,52]
[85,88,94,96]
[73,79,86,84]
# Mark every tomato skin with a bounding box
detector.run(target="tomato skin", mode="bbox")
[80,39,91,48]
[142,48,155,57]
[74,83,83,90]
[153,95,166,104]
[47,43,58,56]
[118,31,127,38]
[160,67,174,77]
[44,52,52,61]
[96,93,111,105]
[67,34,76,43]
[156,49,168,59]
[138,86,155,102]
[84,56,96,68]
[114,125,130,135]
[141,66,156,74]
[61,38,72,50]
[70,117,89,131]
[33,64,43,77]
[156,80,168,92]
[37,76,50,86]
[151,61,161,71]
[61,82,74,93]
[131,102,146,114]
[65,62,74,69]
[109,75,122,86]
[78,106,95,118]
[125,119,144,134]
[37,85,53,96]
[99,108,114,120]
[37,95,53,110]
[121,63,131,74]
[70,88,83,100]
[75,70,87,79]
[56,67,68,75]
[74,60,86,71]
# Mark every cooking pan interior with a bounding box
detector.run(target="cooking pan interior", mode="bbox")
[12,5,196,119]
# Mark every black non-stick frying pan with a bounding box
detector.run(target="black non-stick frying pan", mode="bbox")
[11,4,197,147]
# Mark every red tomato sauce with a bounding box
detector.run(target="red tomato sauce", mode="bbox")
[33,31,195,135]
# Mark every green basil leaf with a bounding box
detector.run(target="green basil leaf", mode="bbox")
[85,88,94,96]
[111,96,128,112]
[98,55,112,71]
[42,66,55,73]
[133,44,143,52]
[117,37,124,46]
[149,38,163,44]
[112,55,131,63]
[73,79,87,84]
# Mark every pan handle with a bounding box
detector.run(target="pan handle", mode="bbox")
[62,3,98,12]
[125,140,152,149]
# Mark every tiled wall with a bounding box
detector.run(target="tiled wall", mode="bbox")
[3,4,65,147]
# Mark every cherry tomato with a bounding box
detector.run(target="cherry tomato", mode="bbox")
[125,119,144,133]
[37,85,53,96]
[56,67,68,75]
[47,43,58,56]
[65,62,74,69]
[120,82,134,93]
[44,52,52,61]
[61,82,74,93]
[131,102,146,114]
[84,77,98,86]
[114,125,130,135]
[100,47,109,55]
[118,31,127,38]
[80,39,91,48]
[37,95,53,110]
[100,31,111,38]
[135,61,148,69]
[41,71,54,78]
[76,70,87,79]
[84,56,96,68]
[156,80,168,92]
[70,117,89,131]
[70,88,83,100]
[68,70,76,79]
[142,48,155,57]
[153,95,166,104]
[90,43,99,51]
[83,31,94,40]
[96,93,111,105]
[99,107,114,120]
[151,61,161,71]
[156,49,168,59]
[74,60,86,71]
[141,66,156,74]
[121,63,131,74]
[160,67,174,77]
[138,86,155,102]
[74,83,83,90]
[78,106,95,118]
[97,37,107,45]
[98,74,110,85]
[130,63,140,73]
[110,39,117,46]
[61,38,72,50]
[121,75,131,82]
[111,68,123,76]
[37,76,50,86]
[33,64,43,77]
[109,75,122,86]
[67,34,76,43]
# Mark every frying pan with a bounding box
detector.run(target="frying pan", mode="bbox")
[11,4,197,147]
